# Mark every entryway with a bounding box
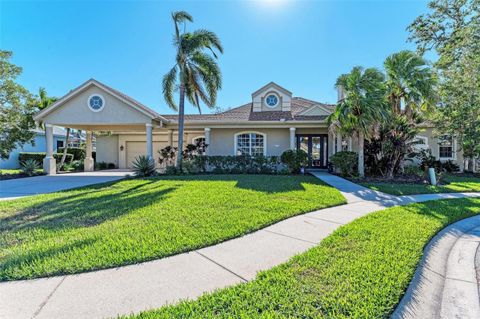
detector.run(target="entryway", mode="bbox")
[296,134,328,168]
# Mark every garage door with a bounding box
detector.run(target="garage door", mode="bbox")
[126,141,167,168]
[126,142,146,168]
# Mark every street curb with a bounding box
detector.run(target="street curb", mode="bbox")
[392,215,480,319]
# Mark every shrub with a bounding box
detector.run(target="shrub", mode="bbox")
[107,163,116,169]
[330,151,358,177]
[132,155,156,177]
[441,160,460,173]
[158,146,177,167]
[204,155,281,174]
[403,165,424,177]
[57,147,85,160]
[280,150,308,174]
[164,165,179,175]
[96,162,108,170]
[417,149,442,173]
[20,159,40,176]
[70,160,84,171]
[19,152,73,164]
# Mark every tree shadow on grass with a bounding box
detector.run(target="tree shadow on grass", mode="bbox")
[152,174,326,193]
[400,197,480,223]
[0,179,177,233]
[0,237,97,281]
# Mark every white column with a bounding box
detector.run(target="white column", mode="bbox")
[146,123,153,159]
[167,129,173,147]
[84,131,94,171]
[43,124,56,175]
[348,137,353,151]
[204,127,211,155]
[289,127,296,150]
[336,132,342,153]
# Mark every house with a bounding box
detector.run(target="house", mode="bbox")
[0,127,66,169]
[33,79,464,174]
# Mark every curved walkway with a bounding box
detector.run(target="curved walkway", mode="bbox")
[1,173,479,319]
[392,215,480,319]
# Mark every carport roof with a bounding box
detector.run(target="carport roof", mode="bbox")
[33,79,169,123]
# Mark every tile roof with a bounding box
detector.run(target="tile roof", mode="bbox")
[162,97,335,123]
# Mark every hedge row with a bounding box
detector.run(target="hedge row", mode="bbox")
[57,147,96,161]
[18,152,74,164]
[180,155,284,174]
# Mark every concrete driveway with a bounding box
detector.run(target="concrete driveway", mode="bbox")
[0,169,132,201]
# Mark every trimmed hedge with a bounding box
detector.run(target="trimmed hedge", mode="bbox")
[18,152,73,164]
[57,147,96,161]
[185,155,283,174]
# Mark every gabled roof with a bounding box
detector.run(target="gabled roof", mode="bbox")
[33,79,168,122]
[251,82,293,98]
[162,97,336,123]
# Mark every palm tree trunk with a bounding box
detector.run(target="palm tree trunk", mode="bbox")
[57,128,70,172]
[176,83,185,168]
[358,131,365,178]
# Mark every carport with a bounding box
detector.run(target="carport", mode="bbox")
[33,79,169,174]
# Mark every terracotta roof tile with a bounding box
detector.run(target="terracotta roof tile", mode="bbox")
[162,98,335,123]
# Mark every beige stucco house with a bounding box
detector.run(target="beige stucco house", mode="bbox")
[33,79,463,174]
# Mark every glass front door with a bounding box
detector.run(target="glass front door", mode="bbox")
[296,134,328,168]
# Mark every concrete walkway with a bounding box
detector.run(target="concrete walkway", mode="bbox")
[0,169,132,201]
[0,173,479,319]
[392,215,480,319]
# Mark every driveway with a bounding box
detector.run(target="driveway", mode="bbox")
[0,169,132,201]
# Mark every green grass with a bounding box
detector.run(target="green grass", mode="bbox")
[0,175,345,281]
[125,197,480,319]
[0,169,44,180]
[361,173,480,195]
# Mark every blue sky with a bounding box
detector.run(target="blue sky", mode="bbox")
[1,0,429,114]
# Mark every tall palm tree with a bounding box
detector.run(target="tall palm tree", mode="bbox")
[163,11,223,168]
[384,50,435,116]
[329,67,386,177]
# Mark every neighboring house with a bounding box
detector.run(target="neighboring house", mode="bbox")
[32,79,464,174]
[0,127,66,169]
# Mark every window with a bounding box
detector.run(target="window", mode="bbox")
[192,136,206,155]
[439,136,454,159]
[235,132,265,156]
[413,136,428,150]
[87,94,105,112]
[265,94,279,107]
[56,140,64,150]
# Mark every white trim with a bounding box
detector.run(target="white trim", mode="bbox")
[413,135,429,150]
[33,79,167,121]
[251,82,292,98]
[438,136,457,160]
[145,123,153,127]
[192,135,205,144]
[265,93,279,108]
[87,94,105,112]
[298,104,332,116]
[234,131,267,156]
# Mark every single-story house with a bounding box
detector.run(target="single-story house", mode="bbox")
[33,79,464,174]
[0,126,66,169]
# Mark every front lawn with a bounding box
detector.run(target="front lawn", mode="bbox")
[361,173,480,195]
[0,175,345,281]
[127,197,480,319]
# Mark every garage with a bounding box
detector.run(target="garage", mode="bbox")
[125,141,167,168]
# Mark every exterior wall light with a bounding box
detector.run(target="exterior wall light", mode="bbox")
[120,145,124,151]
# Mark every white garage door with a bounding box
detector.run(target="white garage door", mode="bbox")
[126,141,166,168]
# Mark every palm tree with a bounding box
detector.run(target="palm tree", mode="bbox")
[384,50,435,116]
[163,11,223,168]
[329,67,386,177]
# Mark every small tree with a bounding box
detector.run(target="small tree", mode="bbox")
[0,50,36,159]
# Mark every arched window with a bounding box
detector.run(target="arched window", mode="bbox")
[234,132,266,156]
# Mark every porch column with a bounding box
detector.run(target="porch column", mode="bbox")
[336,132,342,153]
[146,123,153,159]
[84,131,94,172]
[43,124,56,175]
[289,127,296,150]
[167,129,173,147]
[204,127,211,155]
[348,137,352,151]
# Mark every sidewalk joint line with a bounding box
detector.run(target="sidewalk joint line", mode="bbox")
[263,229,318,244]
[194,251,248,282]
[302,215,345,225]
[32,276,66,319]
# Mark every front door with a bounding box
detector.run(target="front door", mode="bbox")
[296,134,328,168]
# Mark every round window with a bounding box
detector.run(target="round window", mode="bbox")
[265,94,279,108]
[88,94,105,112]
